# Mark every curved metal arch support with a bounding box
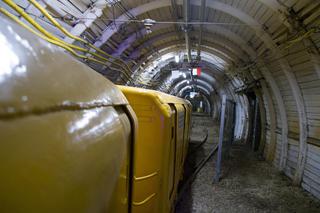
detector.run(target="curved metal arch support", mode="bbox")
[131,43,231,76]
[112,22,253,62]
[170,79,214,95]
[161,68,222,92]
[260,79,277,161]
[112,24,169,57]
[178,84,211,97]
[96,0,288,53]
[135,53,227,90]
[127,28,249,61]
[108,0,296,176]
[180,88,213,113]
[134,39,235,65]
[253,87,267,154]
[258,64,288,168]
[200,0,306,183]
[130,37,287,163]
[94,0,172,47]
[256,0,291,29]
[170,79,215,94]
[210,1,307,183]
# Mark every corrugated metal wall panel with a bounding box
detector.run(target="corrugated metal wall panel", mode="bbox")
[284,141,299,178]
[287,43,320,139]
[302,144,320,199]
[268,63,299,134]
[273,132,282,169]
[264,129,271,158]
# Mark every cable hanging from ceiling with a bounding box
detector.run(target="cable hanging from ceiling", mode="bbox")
[0,0,155,86]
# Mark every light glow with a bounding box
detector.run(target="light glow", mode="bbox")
[175,55,179,63]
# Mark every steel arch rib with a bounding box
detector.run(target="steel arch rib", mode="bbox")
[104,0,296,177]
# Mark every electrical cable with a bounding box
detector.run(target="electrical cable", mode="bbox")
[2,0,136,82]
[0,6,132,81]
[13,10,262,26]
[26,0,133,76]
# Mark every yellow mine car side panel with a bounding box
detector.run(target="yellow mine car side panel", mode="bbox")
[118,86,190,213]
[119,86,174,213]
[183,101,192,160]
[0,107,131,213]
[107,108,133,213]
[174,104,187,180]
[0,17,136,213]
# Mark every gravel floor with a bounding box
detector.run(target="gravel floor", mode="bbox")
[176,116,320,213]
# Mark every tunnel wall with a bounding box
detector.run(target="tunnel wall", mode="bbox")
[2,0,320,201]
[260,40,320,199]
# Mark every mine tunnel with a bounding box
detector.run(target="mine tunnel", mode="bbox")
[0,0,320,212]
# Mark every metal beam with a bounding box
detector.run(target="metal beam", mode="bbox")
[133,41,234,67]
[111,24,168,57]
[117,25,250,62]
[63,0,108,44]
[129,32,238,63]
[171,79,214,94]
[178,85,210,97]
[260,79,277,161]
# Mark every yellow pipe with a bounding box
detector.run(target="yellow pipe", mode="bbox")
[0,7,132,81]
[3,0,132,78]
[27,0,132,74]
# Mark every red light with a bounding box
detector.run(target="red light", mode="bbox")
[197,67,201,76]
[192,67,201,76]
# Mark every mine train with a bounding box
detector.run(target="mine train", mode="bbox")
[0,16,191,212]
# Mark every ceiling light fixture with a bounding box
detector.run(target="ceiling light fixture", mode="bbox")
[175,55,179,63]
[143,18,156,34]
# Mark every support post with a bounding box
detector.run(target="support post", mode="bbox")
[214,95,226,183]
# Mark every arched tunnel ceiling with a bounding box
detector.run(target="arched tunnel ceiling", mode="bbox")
[133,50,230,94]
[9,0,316,103]
[4,0,318,107]
[78,0,318,94]
[1,0,319,196]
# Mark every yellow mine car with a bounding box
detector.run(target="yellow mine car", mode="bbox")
[119,86,191,213]
[0,16,191,213]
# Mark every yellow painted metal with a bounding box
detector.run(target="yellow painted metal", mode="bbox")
[0,17,136,213]
[174,104,187,181]
[182,101,192,162]
[118,86,191,213]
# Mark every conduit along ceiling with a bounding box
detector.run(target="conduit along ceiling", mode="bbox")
[1,0,320,199]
